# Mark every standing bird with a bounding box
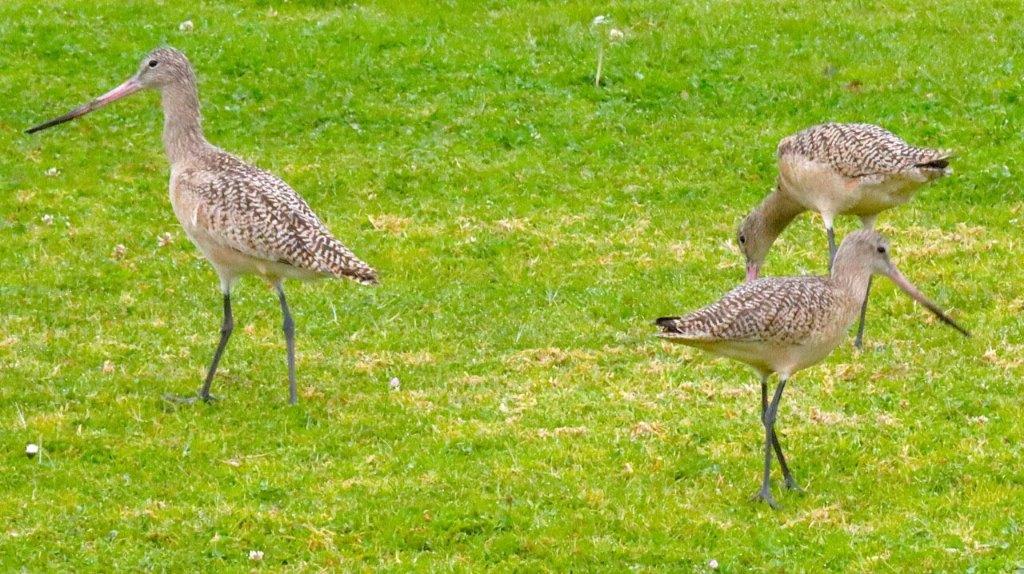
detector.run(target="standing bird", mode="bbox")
[27,47,378,404]
[656,230,968,508]
[737,123,952,348]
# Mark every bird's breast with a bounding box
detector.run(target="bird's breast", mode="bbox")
[779,156,857,216]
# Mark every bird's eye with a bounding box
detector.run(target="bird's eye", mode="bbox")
[148,60,159,68]
[877,246,886,254]
[739,234,746,245]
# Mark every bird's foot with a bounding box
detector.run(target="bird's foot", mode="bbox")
[162,390,219,405]
[783,476,803,493]
[751,487,779,509]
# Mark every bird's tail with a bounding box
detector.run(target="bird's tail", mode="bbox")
[655,316,682,333]
[912,149,954,180]
[322,237,379,285]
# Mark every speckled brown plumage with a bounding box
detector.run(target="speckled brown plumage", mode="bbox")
[146,47,377,288]
[658,229,968,374]
[175,150,378,286]
[656,276,848,345]
[777,123,951,181]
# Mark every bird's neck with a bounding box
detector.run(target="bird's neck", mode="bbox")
[161,80,210,165]
[831,254,874,305]
[757,184,805,240]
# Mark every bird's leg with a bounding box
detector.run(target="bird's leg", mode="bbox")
[826,226,837,273]
[853,276,873,349]
[164,292,232,404]
[761,376,800,491]
[753,377,787,509]
[276,283,298,405]
[200,292,233,401]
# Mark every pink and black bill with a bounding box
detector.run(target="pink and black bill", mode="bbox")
[26,77,142,134]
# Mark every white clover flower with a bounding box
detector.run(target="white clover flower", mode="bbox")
[609,28,624,41]
[179,20,194,32]
[45,167,59,177]
[389,377,401,391]
[249,550,264,561]
[591,15,608,26]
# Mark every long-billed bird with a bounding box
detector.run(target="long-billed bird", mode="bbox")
[657,230,968,508]
[27,47,378,404]
[737,123,952,348]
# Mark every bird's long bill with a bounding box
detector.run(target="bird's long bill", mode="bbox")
[745,263,760,283]
[26,76,142,134]
[887,267,971,337]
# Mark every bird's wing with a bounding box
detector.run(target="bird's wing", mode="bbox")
[184,152,378,284]
[778,123,952,181]
[657,277,844,344]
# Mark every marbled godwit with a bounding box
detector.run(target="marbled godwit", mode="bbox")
[737,123,952,348]
[656,230,968,508]
[27,47,378,405]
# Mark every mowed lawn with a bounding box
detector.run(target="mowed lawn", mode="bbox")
[1,0,1022,570]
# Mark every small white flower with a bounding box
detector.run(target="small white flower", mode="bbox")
[389,377,401,391]
[709,559,719,570]
[178,20,194,32]
[591,15,608,26]
[41,214,55,226]
[157,232,173,247]
[25,444,39,458]
[609,28,624,41]
[111,244,127,260]
[45,167,59,177]
[248,550,264,561]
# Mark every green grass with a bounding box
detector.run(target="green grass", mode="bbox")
[2,0,1023,570]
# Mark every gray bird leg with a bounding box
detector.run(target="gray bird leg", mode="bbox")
[164,292,232,404]
[199,293,233,401]
[853,276,872,349]
[276,283,298,405]
[827,226,837,272]
[753,378,788,509]
[762,376,800,491]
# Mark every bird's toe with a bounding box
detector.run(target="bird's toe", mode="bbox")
[751,488,780,509]
[784,477,804,493]
[162,390,219,405]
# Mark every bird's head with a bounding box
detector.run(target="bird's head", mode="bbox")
[26,46,195,135]
[834,229,970,338]
[134,47,195,90]
[737,209,771,282]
